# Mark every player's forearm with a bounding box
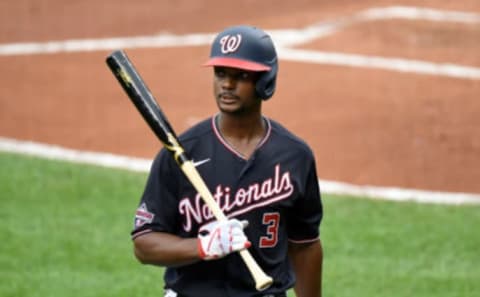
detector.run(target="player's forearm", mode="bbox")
[288,239,323,297]
[133,232,200,267]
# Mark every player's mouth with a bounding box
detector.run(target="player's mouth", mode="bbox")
[218,92,239,104]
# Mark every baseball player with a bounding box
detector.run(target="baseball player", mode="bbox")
[131,25,323,297]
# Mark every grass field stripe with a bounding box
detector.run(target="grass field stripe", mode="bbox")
[1,137,479,205]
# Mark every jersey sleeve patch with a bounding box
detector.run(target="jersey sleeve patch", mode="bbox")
[134,202,155,228]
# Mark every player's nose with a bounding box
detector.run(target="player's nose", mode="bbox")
[220,75,236,89]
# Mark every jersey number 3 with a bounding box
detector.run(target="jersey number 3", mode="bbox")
[259,212,280,248]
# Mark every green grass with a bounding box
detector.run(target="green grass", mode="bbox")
[0,153,163,297]
[321,195,480,297]
[1,152,479,297]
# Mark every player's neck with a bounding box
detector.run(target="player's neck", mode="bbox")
[216,112,266,159]
[217,112,265,139]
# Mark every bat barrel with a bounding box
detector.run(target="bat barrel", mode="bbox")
[106,49,273,291]
[106,50,189,165]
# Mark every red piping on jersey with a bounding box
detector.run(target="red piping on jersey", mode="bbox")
[211,114,272,160]
[131,229,153,240]
[288,237,320,244]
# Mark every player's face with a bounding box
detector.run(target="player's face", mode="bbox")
[213,66,261,115]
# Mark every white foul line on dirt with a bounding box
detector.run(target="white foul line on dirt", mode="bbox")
[0,137,152,172]
[278,48,480,79]
[0,6,479,79]
[360,6,480,23]
[0,33,217,55]
[2,6,480,204]
[1,137,479,205]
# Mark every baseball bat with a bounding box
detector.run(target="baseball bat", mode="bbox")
[105,50,273,291]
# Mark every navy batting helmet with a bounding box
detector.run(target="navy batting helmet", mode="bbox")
[204,25,278,100]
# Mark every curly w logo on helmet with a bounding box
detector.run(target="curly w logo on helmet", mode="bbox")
[220,34,242,54]
[204,25,279,99]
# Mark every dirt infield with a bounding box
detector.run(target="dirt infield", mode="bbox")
[1,1,479,194]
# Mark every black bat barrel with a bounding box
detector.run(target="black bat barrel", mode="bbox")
[106,50,189,165]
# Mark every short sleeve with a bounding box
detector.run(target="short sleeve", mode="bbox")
[131,149,181,239]
[286,158,323,243]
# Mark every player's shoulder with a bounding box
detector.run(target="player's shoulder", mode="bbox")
[151,117,212,166]
[267,118,315,157]
[178,117,214,145]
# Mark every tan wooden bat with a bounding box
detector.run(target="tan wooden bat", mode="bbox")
[106,49,273,291]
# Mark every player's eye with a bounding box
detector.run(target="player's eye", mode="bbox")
[214,68,226,78]
[237,72,251,80]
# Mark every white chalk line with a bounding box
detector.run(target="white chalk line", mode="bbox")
[278,48,480,79]
[360,6,480,23]
[1,137,479,205]
[1,6,480,79]
[2,6,480,204]
[0,33,217,55]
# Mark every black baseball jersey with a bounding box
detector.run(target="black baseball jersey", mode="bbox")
[131,114,323,297]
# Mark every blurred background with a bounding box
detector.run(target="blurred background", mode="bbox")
[1,0,479,194]
[1,1,479,296]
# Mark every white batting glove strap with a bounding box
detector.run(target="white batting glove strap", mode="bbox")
[197,219,251,260]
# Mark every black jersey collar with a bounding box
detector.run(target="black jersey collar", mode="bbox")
[211,114,272,160]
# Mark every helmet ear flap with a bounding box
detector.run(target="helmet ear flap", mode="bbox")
[256,62,278,100]
[204,25,279,100]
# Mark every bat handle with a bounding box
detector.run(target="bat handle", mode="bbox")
[180,161,273,290]
[239,250,274,291]
[106,49,271,290]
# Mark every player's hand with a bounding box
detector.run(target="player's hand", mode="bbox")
[197,219,251,260]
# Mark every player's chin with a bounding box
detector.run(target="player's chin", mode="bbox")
[218,105,242,115]
[217,100,242,113]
